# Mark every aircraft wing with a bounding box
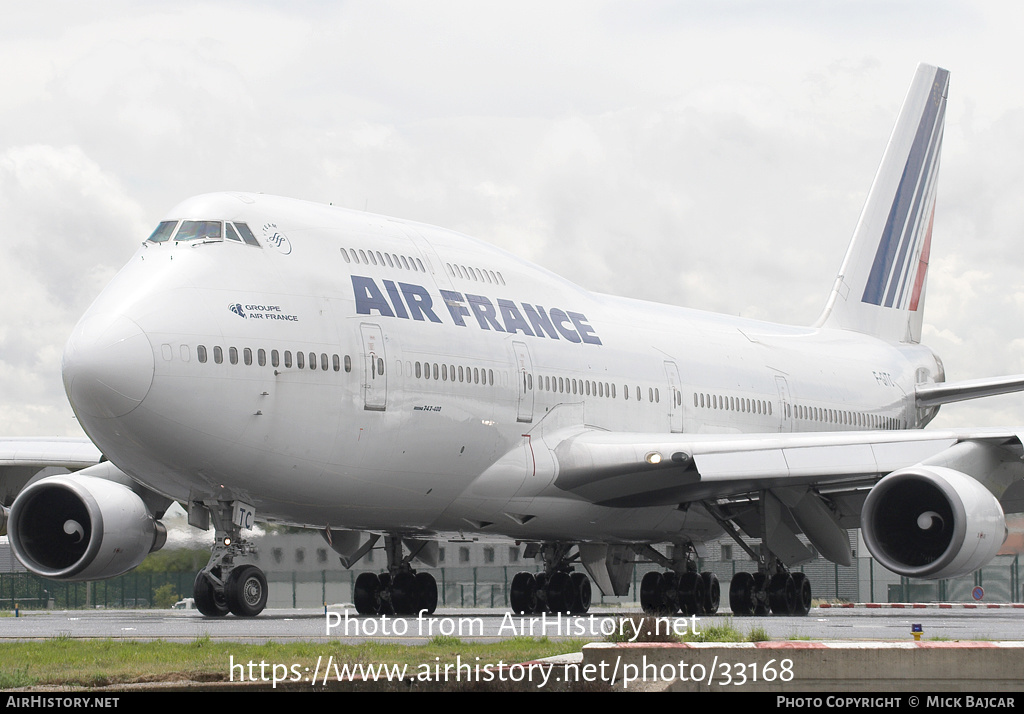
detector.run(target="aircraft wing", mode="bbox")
[0,437,102,506]
[550,427,1024,508]
[546,427,1024,574]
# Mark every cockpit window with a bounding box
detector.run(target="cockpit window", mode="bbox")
[147,221,178,243]
[146,219,262,247]
[175,220,222,242]
[233,222,261,247]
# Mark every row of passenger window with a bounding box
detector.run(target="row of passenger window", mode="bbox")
[445,262,506,286]
[409,360,669,406]
[694,391,901,429]
[413,361,496,386]
[695,392,773,416]
[196,345,353,373]
[534,374,665,404]
[341,247,425,273]
[147,220,261,246]
[794,404,901,430]
[183,342,682,411]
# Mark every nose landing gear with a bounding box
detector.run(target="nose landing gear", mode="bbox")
[192,501,268,618]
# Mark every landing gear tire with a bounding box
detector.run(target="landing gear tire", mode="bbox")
[415,572,438,615]
[194,570,229,617]
[510,572,538,615]
[678,572,705,615]
[570,572,592,615]
[377,573,395,615]
[660,572,680,615]
[729,569,761,614]
[752,572,770,615]
[729,572,755,616]
[701,572,720,615]
[354,572,383,615]
[390,571,418,615]
[640,571,666,614]
[791,573,812,616]
[225,565,268,617]
[768,573,796,615]
[546,571,574,614]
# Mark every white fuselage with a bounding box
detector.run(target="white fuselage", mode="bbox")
[62,193,942,547]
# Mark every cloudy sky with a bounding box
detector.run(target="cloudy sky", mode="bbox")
[3,1,1024,437]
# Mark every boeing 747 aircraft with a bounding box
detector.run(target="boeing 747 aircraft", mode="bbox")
[3,64,1024,618]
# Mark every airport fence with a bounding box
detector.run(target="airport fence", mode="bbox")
[0,554,1019,610]
[260,554,1022,609]
[0,570,197,610]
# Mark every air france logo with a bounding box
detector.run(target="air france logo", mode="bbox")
[351,275,601,345]
[228,303,299,322]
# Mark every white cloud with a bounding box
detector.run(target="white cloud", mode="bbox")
[0,144,145,435]
[2,1,1024,435]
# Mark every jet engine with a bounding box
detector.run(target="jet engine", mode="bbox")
[861,465,1006,579]
[8,474,166,581]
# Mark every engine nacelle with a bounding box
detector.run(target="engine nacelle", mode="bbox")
[8,474,166,581]
[862,466,1006,579]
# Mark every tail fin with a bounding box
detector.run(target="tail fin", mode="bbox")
[816,63,949,343]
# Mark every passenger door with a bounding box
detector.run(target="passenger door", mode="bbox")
[360,323,387,411]
[512,341,534,423]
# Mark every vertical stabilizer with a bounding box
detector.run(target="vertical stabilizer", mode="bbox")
[816,63,948,343]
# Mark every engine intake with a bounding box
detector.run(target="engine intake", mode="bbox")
[862,466,1006,579]
[8,474,166,581]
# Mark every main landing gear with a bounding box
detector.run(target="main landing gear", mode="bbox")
[352,535,439,616]
[704,495,815,616]
[727,561,812,616]
[509,544,594,615]
[193,502,269,618]
[637,544,721,616]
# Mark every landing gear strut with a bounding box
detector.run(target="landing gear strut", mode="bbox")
[509,544,593,615]
[705,496,815,617]
[193,502,268,618]
[637,543,720,616]
[352,535,439,616]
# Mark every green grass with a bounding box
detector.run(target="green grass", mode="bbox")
[748,626,772,642]
[604,615,775,644]
[0,637,589,689]
[684,618,745,643]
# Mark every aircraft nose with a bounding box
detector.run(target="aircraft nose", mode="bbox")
[62,314,155,419]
